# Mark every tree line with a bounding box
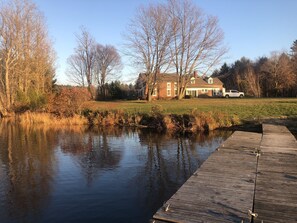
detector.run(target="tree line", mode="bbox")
[0,0,55,115]
[0,0,296,117]
[67,0,297,100]
[212,40,297,97]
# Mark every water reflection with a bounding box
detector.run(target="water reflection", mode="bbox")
[0,120,232,223]
[59,129,123,185]
[134,130,232,220]
[0,120,57,222]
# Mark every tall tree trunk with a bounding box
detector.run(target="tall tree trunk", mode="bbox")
[178,87,186,99]
[147,87,152,102]
[147,93,152,102]
[5,60,11,110]
[87,85,94,99]
[0,95,7,116]
[177,76,186,99]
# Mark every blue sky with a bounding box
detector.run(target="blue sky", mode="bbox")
[34,0,297,84]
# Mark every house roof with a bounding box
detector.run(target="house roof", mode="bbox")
[137,73,223,87]
[189,77,223,88]
[157,73,178,81]
[159,73,223,87]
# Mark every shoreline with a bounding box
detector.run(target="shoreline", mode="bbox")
[1,111,296,136]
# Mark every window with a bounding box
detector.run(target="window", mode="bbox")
[208,78,213,84]
[201,89,205,93]
[190,77,195,84]
[167,89,171,96]
[205,89,208,93]
[167,82,171,96]
[152,88,157,96]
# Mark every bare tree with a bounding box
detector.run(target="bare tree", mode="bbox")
[0,0,20,111]
[0,0,55,114]
[261,52,295,96]
[168,0,227,99]
[124,3,172,101]
[94,44,122,100]
[245,65,261,98]
[230,58,261,97]
[66,54,86,86]
[67,27,96,98]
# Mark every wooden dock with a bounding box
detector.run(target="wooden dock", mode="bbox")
[152,124,297,223]
[253,124,297,223]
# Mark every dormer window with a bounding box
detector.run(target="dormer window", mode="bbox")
[190,77,195,84]
[208,77,213,84]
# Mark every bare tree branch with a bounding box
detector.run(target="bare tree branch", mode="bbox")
[0,0,55,112]
[67,27,96,98]
[94,44,122,99]
[124,3,172,101]
[168,0,227,99]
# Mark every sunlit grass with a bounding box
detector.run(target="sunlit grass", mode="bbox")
[82,98,297,120]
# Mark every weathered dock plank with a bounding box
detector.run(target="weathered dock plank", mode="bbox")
[152,124,297,223]
[253,124,297,223]
[153,131,262,223]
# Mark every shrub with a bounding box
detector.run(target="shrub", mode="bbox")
[14,89,47,112]
[47,86,92,117]
[151,104,164,116]
[28,90,47,110]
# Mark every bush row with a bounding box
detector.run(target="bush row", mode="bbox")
[82,107,241,133]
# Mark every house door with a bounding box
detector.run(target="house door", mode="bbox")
[190,90,198,97]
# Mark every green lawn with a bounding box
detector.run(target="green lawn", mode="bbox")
[82,98,297,121]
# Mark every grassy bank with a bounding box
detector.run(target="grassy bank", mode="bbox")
[80,98,297,132]
[82,98,297,120]
[82,109,240,132]
[11,98,297,133]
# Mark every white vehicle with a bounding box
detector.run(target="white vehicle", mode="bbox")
[222,90,244,98]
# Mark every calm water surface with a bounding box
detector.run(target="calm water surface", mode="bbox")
[0,121,232,223]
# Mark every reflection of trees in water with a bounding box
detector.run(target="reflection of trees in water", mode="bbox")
[0,120,57,221]
[191,130,233,146]
[59,128,123,185]
[0,121,232,222]
[135,129,232,214]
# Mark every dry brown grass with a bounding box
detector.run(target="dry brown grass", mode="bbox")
[83,104,238,132]
[18,112,88,127]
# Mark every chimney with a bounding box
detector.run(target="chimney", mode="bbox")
[193,70,197,78]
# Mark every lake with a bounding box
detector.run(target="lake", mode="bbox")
[0,120,232,223]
